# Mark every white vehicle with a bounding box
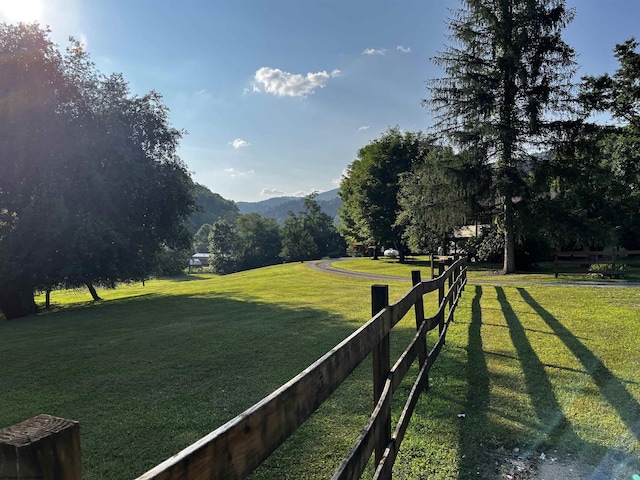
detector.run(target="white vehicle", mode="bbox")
[383,248,399,258]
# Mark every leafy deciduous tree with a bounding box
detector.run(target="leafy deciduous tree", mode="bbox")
[236,213,282,270]
[208,220,240,274]
[193,223,213,253]
[208,213,282,274]
[0,23,195,319]
[539,37,640,250]
[281,193,344,262]
[339,128,432,261]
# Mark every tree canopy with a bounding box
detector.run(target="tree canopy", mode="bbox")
[397,145,494,253]
[208,213,282,274]
[0,23,195,319]
[537,37,640,250]
[339,127,432,261]
[281,193,344,262]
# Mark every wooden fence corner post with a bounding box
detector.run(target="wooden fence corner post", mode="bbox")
[0,414,81,480]
[371,284,390,465]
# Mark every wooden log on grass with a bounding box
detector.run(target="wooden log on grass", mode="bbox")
[0,414,81,480]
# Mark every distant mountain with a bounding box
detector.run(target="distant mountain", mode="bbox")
[237,189,342,225]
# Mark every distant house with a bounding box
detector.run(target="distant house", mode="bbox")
[190,253,210,267]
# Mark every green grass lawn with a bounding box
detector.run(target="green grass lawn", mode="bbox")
[1,262,639,479]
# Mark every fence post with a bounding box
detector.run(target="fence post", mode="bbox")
[430,254,435,279]
[0,414,81,480]
[612,251,616,278]
[411,271,427,369]
[437,264,445,337]
[371,284,391,466]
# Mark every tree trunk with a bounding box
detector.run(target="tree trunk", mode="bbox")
[503,199,517,274]
[0,286,38,320]
[399,241,406,263]
[372,245,379,260]
[85,282,101,301]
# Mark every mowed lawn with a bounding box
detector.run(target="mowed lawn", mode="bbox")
[1,261,639,479]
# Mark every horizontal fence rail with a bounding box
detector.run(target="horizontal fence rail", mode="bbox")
[135,257,467,480]
[554,249,640,278]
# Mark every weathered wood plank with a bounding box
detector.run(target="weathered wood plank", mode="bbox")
[411,271,427,368]
[373,302,456,480]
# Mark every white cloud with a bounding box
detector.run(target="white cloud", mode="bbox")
[397,45,412,53]
[358,125,370,131]
[261,188,285,196]
[195,88,212,99]
[230,138,250,149]
[253,67,341,98]
[363,48,386,56]
[225,168,254,177]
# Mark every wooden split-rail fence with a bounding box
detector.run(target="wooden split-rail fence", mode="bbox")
[0,257,467,480]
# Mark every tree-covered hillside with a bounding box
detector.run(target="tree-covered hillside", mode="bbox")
[188,184,239,233]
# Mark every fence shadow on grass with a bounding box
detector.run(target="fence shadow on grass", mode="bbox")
[458,285,585,479]
[516,287,640,477]
[495,286,573,448]
[457,285,492,477]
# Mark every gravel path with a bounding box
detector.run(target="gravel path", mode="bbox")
[306,258,640,288]
[306,258,410,282]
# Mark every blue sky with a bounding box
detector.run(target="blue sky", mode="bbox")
[2,0,639,202]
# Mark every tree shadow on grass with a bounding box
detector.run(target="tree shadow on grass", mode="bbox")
[0,291,368,480]
[517,287,640,477]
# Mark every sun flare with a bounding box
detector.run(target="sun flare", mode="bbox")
[0,0,45,23]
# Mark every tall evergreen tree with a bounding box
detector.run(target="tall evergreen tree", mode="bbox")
[426,0,577,272]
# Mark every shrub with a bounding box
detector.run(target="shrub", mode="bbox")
[589,263,629,279]
[463,226,504,263]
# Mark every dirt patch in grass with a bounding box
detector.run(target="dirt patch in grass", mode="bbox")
[480,447,630,479]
